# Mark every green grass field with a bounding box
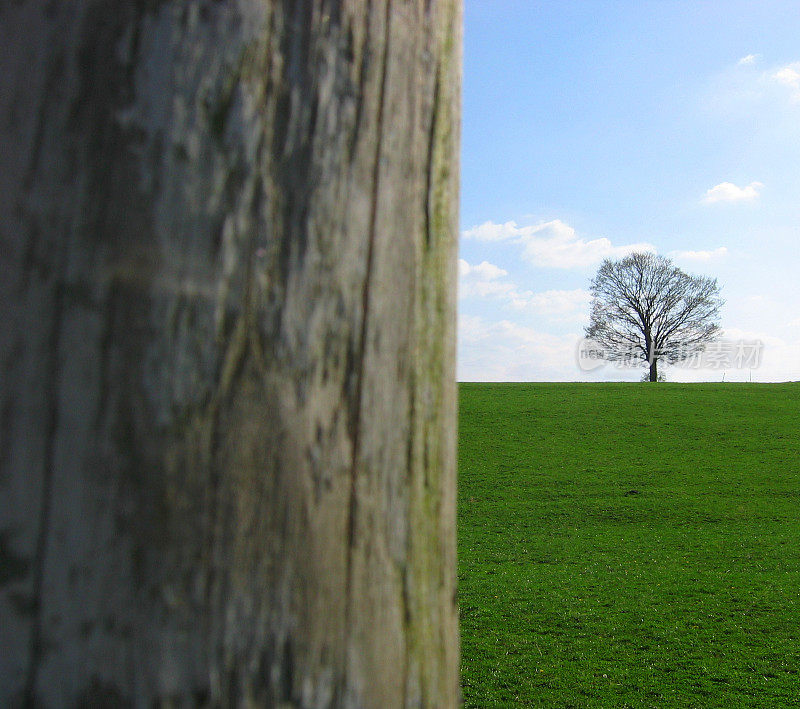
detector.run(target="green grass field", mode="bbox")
[458,382,800,708]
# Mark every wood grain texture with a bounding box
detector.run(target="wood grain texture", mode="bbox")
[0,0,461,706]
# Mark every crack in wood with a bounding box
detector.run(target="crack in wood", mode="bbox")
[23,255,67,707]
[343,0,393,702]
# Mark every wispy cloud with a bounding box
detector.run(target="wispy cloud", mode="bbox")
[714,327,800,382]
[510,289,591,319]
[458,314,586,381]
[669,247,728,261]
[704,57,800,119]
[462,219,654,269]
[738,54,760,66]
[701,181,763,204]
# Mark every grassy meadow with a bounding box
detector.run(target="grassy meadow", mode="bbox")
[458,382,800,707]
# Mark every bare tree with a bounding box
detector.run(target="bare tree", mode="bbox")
[0,1,461,705]
[585,252,723,382]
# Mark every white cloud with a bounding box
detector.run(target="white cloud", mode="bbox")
[772,62,800,99]
[713,327,800,382]
[703,58,800,123]
[669,246,728,261]
[510,289,591,320]
[461,221,519,242]
[458,314,588,381]
[461,219,654,269]
[458,294,800,382]
[731,294,800,337]
[458,258,590,322]
[458,259,507,280]
[701,181,763,204]
[459,314,799,382]
[458,258,514,299]
[459,279,515,299]
[738,54,760,66]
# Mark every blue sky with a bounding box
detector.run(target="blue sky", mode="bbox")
[458,1,800,381]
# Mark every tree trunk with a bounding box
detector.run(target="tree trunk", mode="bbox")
[0,1,461,706]
[649,359,658,382]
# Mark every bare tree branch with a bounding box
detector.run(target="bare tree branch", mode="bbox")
[585,253,723,381]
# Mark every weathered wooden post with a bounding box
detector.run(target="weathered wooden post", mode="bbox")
[0,1,461,705]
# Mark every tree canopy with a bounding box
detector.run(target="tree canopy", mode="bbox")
[585,252,723,381]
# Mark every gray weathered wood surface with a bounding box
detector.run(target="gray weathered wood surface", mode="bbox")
[0,1,461,705]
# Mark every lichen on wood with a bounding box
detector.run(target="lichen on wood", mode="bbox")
[0,1,462,705]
